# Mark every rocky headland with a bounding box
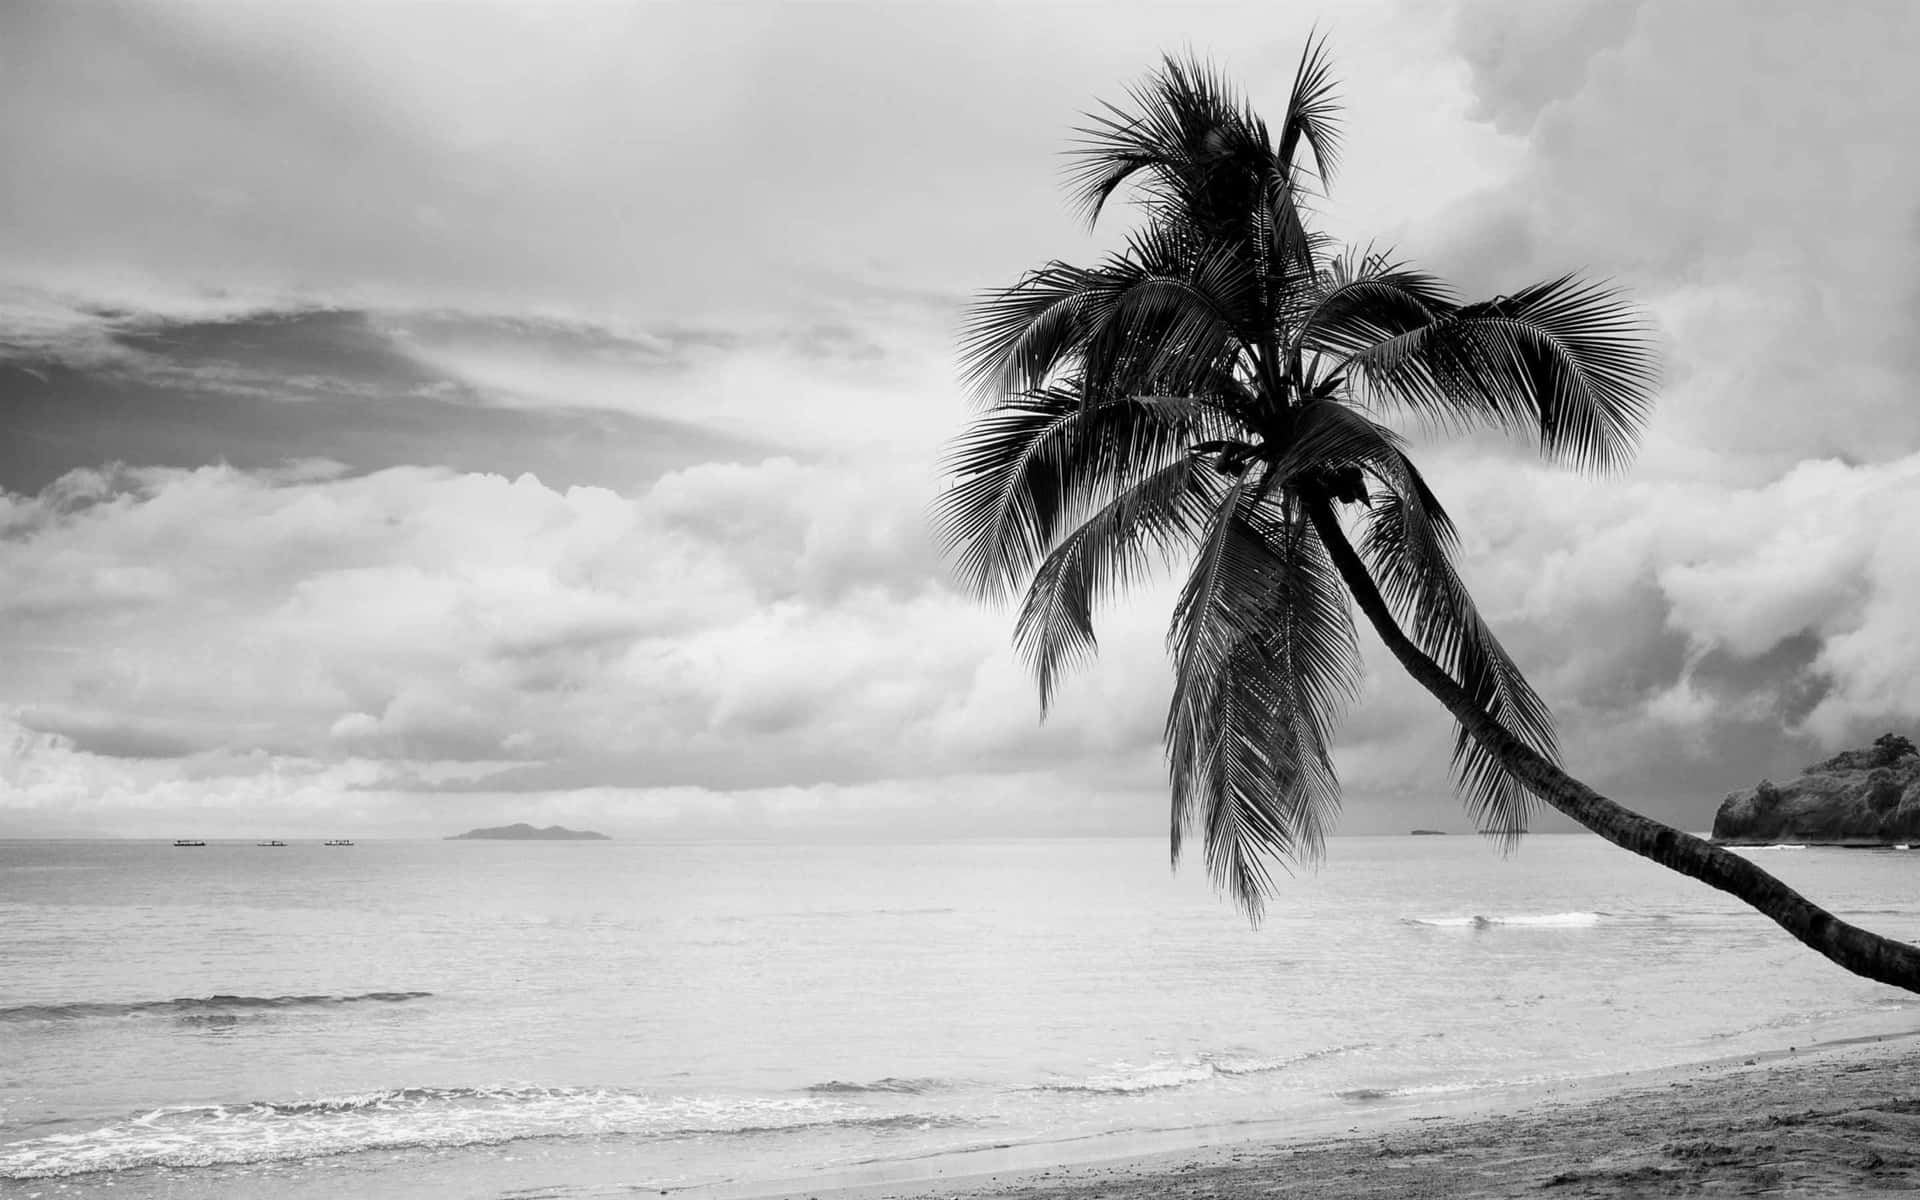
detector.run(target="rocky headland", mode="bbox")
[446,823,610,841]
[1711,735,1920,845]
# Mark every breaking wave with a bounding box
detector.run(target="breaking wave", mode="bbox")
[1402,911,1606,929]
[804,1077,948,1095]
[0,1085,971,1180]
[1036,1043,1370,1094]
[0,992,433,1023]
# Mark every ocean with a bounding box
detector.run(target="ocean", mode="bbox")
[3,834,1917,1198]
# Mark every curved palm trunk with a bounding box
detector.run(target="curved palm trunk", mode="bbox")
[1306,499,1920,995]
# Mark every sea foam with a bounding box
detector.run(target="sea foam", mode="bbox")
[1403,912,1605,929]
[1036,1044,1371,1094]
[0,1086,966,1180]
[804,1077,948,1095]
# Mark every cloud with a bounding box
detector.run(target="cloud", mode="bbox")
[0,709,1164,842]
[389,308,961,455]
[8,2,1920,853]
[1449,0,1642,136]
[0,304,787,494]
[0,1,1506,331]
[10,440,1920,841]
[0,456,1177,835]
[1384,447,1920,806]
[1435,0,1920,470]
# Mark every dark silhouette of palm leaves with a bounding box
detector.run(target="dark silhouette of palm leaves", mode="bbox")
[938,47,1656,917]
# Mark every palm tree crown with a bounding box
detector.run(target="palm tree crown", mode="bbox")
[937,43,1656,915]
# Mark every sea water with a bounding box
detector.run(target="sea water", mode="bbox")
[3,835,1917,1198]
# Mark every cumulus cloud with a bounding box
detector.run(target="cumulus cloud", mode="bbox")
[1436,0,1920,470]
[0,457,1183,836]
[9,440,1920,841]
[1370,447,1920,807]
[0,709,1163,842]
[1,460,911,757]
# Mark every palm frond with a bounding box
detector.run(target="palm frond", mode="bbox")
[1452,275,1656,473]
[1166,482,1361,916]
[1251,34,1342,284]
[961,226,1261,411]
[1275,32,1341,188]
[1013,456,1224,712]
[1263,207,1338,321]
[959,261,1100,405]
[1078,229,1255,400]
[1258,397,1410,498]
[1066,53,1257,229]
[1356,457,1559,842]
[1335,274,1656,474]
[935,388,1221,602]
[1294,252,1456,360]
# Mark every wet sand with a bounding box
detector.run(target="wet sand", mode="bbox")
[812,1037,1920,1200]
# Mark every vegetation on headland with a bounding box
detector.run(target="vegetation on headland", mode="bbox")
[1714,733,1920,846]
[938,43,1920,991]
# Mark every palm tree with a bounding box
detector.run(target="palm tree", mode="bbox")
[937,44,1920,992]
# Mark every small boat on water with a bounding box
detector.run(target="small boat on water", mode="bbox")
[172,839,206,847]
[323,839,355,846]
[256,840,287,847]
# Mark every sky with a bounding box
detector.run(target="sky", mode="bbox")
[3,0,1919,852]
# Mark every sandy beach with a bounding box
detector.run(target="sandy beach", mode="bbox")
[810,1036,1920,1200]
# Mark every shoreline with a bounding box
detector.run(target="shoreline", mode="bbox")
[747,1029,1920,1200]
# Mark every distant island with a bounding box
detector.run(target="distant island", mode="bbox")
[1409,829,1448,836]
[446,823,610,841]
